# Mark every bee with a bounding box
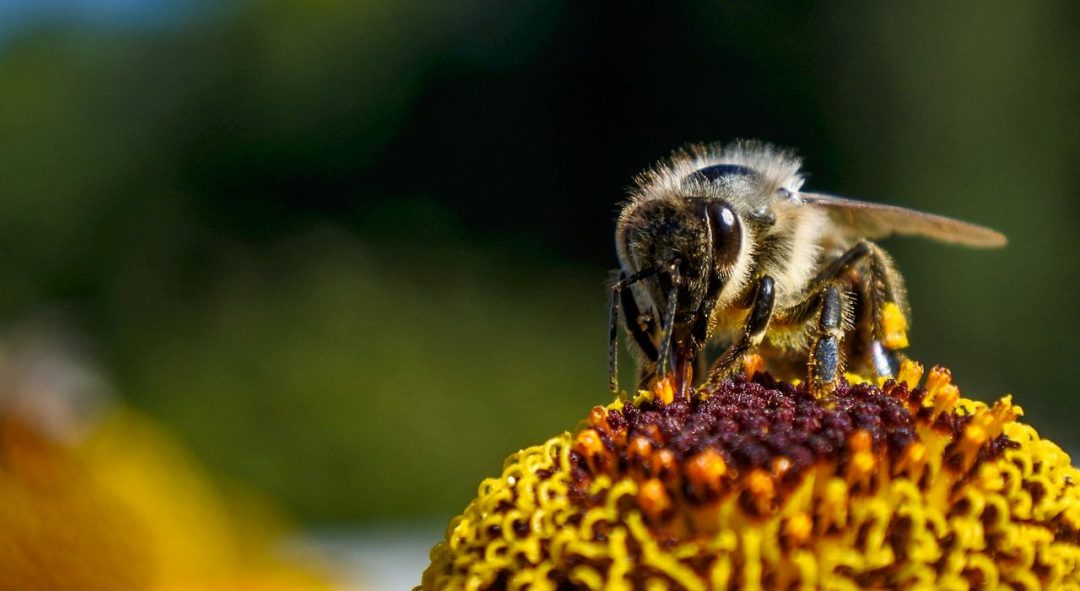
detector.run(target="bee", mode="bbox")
[608,140,1006,398]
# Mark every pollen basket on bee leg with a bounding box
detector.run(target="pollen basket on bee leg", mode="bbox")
[881,302,909,350]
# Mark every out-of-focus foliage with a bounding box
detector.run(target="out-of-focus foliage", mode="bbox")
[0,0,1076,524]
[115,221,605,520]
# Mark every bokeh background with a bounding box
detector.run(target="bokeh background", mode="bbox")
[1,1,1077,588]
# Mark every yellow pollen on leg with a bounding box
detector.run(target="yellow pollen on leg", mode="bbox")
[881,302,910,349]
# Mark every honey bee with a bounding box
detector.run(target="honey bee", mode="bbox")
[609,140,1006,397]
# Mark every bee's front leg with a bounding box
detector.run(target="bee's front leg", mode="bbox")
[609,269,660,393]
[704,276,775,387]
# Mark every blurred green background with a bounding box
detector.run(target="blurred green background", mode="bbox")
[0,1,1077,526]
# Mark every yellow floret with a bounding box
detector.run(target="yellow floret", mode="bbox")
[420,367,1080,590]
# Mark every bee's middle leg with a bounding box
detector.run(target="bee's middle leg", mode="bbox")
[803,241,908,380]
[808,285,847,397]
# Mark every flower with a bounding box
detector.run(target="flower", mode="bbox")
[0,406,336,591]
[0,329,338,591]
[420,360,1080,590]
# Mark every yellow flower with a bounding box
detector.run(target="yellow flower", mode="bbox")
[0,409,336,591]
[420,360,1080,590]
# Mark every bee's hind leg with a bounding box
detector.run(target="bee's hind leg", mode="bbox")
[870,340,903,380]
[845,241,909,380]
[869,245,909,379]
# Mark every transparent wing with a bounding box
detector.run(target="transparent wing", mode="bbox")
[800,192,1007,248]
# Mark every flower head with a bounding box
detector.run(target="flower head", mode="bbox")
[421,360,1080,589]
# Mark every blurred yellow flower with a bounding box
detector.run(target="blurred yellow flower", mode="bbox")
[421,360,1080,590]
[0,408,336,591]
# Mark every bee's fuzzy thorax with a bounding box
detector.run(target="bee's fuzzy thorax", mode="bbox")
[756,198,830,309]
[629,139,806,204]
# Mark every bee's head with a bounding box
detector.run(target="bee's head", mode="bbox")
[616,195,744,328]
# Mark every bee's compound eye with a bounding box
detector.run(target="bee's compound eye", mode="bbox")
[705,200,742,265]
